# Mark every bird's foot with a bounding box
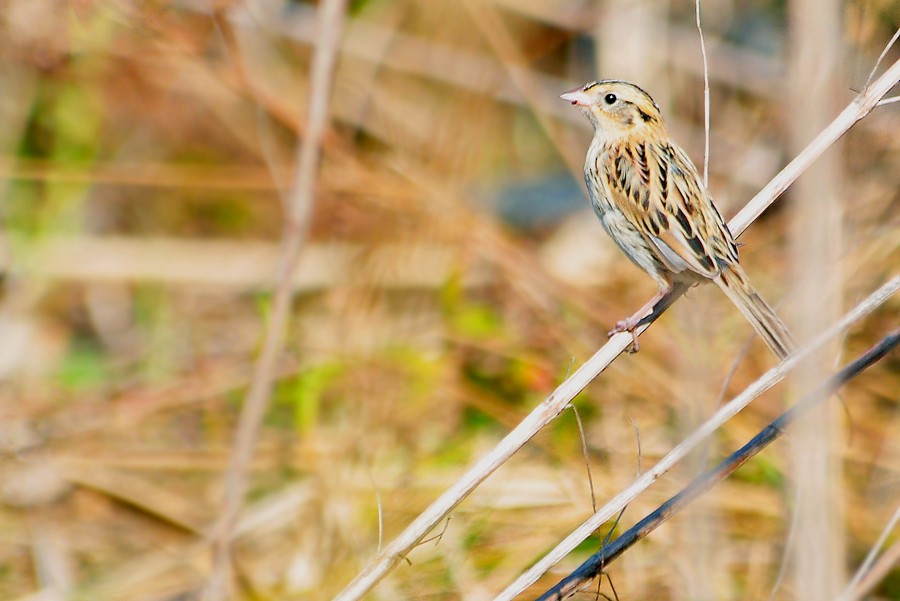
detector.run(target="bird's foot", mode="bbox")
[607,317,641,353]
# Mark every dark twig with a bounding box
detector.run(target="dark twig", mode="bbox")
[498,278,897,601]
[537,330,900,601]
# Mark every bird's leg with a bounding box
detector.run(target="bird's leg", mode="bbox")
[635,283,687,328]
[608,285,675,353]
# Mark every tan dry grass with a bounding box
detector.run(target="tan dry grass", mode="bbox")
[0,1,897,600]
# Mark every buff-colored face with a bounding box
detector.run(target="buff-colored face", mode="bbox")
[561,80,664,140]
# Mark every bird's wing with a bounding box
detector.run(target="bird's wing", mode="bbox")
[602,140,738,279]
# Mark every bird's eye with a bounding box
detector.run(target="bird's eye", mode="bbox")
[603,93,617,105]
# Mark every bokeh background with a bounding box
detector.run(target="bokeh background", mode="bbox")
[0,1,898,600]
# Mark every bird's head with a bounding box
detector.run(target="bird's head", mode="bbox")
[561,80,666,141]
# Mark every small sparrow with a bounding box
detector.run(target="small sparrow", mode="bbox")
[562,80,795,359]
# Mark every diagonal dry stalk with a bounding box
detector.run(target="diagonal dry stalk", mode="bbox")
[201,2,348,600]
[536,330,900,601]
[331,57,900,601]
[847,539,900,599]
[840,505,900,601]
[496,280,898,600]
[333,56,900,601]
[729,58,900,232]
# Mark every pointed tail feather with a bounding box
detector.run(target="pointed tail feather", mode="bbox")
[714,266,796,360]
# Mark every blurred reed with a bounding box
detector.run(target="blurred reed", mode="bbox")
[0,1,897,600]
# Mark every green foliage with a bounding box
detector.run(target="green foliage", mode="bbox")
[288,361,346,433]
[183,197,255,235]
[9,80,103,241]
[732,454,783,487]
[133,285,177,382]
[451,302,504,339]
[573,531,610,556]
[383,344,445,397]
[876,564,900,599]
[55,342,108,393]
[460,405,497,432]
[3,181,42,238]
[440,274,504,339]
[48,85,104,162]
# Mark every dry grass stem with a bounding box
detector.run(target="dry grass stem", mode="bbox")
[694,0,711,185]
[495,279,899,601]
[788,1,846,596]
[537,331,900,601]
[839,505,900,601]
[332,60,900,599]
[863,27,900,91]
[730,56,900,233]
[1,5,896,600]
[203,2,348,599]
[0,237,468,290]
[846,540,900,600]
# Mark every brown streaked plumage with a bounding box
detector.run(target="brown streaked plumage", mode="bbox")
[562,80,795,359]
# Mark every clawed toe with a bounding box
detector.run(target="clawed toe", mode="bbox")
[607,320,630,338]
[607,319,640,353]
[626,333,640,353]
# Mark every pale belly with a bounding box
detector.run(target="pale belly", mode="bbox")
[590,197,674,289]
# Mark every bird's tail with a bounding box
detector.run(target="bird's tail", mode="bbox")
[714,266,796,360]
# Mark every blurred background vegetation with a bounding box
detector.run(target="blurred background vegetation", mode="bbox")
[0,1,897,600]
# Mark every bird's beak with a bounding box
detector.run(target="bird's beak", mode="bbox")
[560,89,592,106]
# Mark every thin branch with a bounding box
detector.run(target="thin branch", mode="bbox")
[876,95,900,106]
[839,505,900,601]
[202,2,348,600]
[537,331,900,601]
[698,329,755,471]
[863,27,900,92]
[695,0,711,185]
[765,481,801,601]
[366,467,385,552]
[730,57,900,234]
[495,279,899,601]
[847,540,900,600]
[628,417,642,478]
[570,405,597,513]
[331,57,900,601]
